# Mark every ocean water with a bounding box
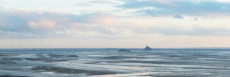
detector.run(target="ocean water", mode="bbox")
[1,48,230,77]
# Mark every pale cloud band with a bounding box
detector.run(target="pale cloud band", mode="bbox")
[0,0,230,48]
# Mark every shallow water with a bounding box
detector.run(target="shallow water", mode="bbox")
[1,48,230,77]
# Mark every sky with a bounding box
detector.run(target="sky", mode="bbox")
[1,0,230,48]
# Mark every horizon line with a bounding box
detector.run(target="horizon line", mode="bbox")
[1,47,230,49]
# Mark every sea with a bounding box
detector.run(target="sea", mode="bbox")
[1,48,230,77]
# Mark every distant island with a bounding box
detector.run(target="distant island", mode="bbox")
[118,45,152,52]
[144,45,152,50]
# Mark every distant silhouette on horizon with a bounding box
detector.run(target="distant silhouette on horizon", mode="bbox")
[144,45,152,50]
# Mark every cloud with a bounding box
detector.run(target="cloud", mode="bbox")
[119,0,230,17]
[173,14,184,19]
[148,27,230,36]
[0,9,121,38]
[73,12,117,25]
[28,19,56,30]
[194,18,198,21]
[216,0,230,2]
[1,7,230,39]
[90,0,115,3]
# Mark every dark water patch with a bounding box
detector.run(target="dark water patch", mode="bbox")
[38,53,79,58]
[91,56,145,60]
[0,58,19,64]
[104,56,142,59]
[155,76,195,77]
[180,57,196,60]
[1,58,24,61]
[192,53,220,58]
[48,54,78,58]
[85,61,102,64]
[67,55,79,57]
[153,74,215,77]
[25,58,68,62]
[0,53,18,57]
[32,66,119,75]
[0,67,26,71]
[48,54,66,57]
[24,53,78,62]
[183,67,229,70]
[103,60,190,65]
[0,75,29,77]
[0,61,17,64]
[160,53,189,57]
[166,55,186,57]
[124,60,189,64]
